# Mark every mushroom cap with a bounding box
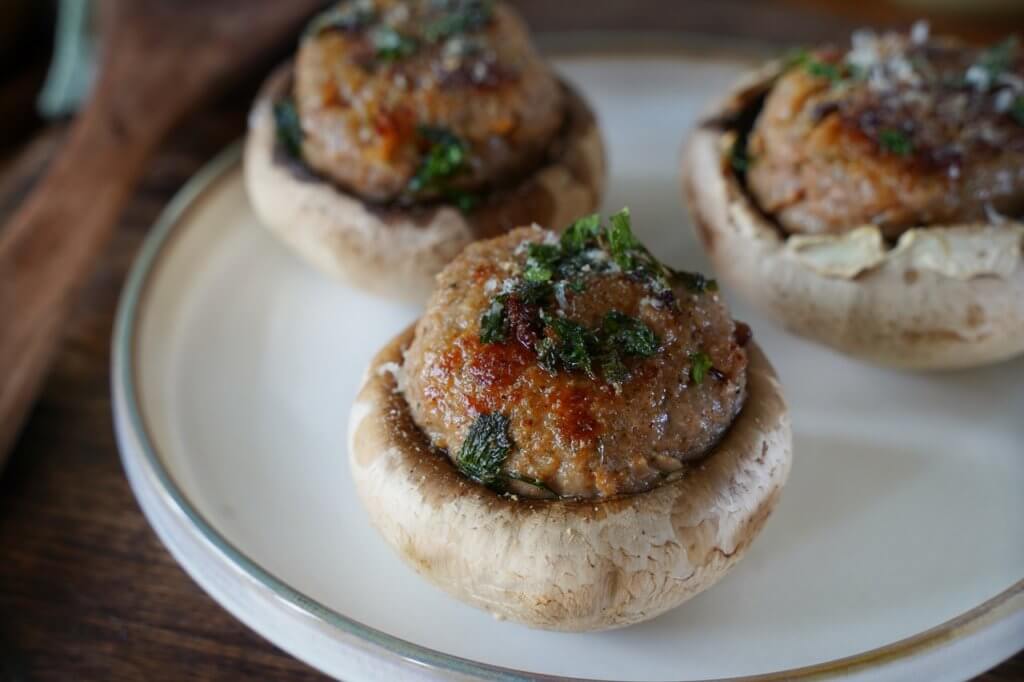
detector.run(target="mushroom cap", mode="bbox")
[745,34,1024,239]
[244,62,605,303]
[348,325,792,632]
[682,64,1024,370]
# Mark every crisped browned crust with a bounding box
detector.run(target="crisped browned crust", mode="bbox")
[403,227,748,499]
[348,325,791,631]
[747,29,1024,238]
[295,0,563,202]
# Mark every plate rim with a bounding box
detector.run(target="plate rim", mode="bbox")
[113,71,1024,682]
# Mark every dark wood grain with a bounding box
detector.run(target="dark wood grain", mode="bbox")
[0,86,325,682]
[1,2,1021,680]
[0,0,323,465]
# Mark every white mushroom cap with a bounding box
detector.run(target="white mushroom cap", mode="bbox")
[682,64,1024,370]
[348,326,792,632]
[245,62,606,303]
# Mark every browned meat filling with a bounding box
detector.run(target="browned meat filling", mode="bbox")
[285,0,563,206]
[746,25,1024,238]
[402,210,749,499]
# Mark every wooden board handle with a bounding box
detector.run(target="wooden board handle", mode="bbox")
[0,0,325,463]
[0,99,175,459]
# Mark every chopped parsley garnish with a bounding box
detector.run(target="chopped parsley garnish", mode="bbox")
[478,296,507,344]
[599,352,630,386]
[561,213,602,252]
[597,208,695,300]
[543,314,596,377]
[602,208,643,270]
[522,262,552,283]
[456,412,512,486]
[535,336,559,373]
[515,278,552,306]
[304,2,377,37]
[478,280,551,345]
[596,311,659,386]
[606,208,640,270]
[730,136,752,174]
[535,309,659,386]
[273,97,304,159]
[785,49,846,84]
[804,57,843,83]
[689,351,714,385]
[1012,96,1024,126]
[523,243,560,283]
[475,209,714,387]
[372,25,418,62]
[424,0,494,43]
[601,311,658,357]
[306,0,494,53]
[454,413,551,494]
[878,128,914,157]
[407,126,469,196]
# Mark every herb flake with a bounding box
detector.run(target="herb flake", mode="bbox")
[476,209,715,387]
[514,279,551,306]
[534,310,658,385]
[730,136,752,174]
[690,351,713,385]
[544,314,595,378]
[599,351,630,386]
[601,311,658,357]
[804,57,843,83]
[535,337,559,373]
[372,25,418,62]
[456,413,512,486]
[479,296,507,344]
[523,243,560,283]
[408,126,469,195]
[273,97,304,159]
[605,207,640,270]
[785,49,845,84]
[560,213,602,253]
[424,0,494,43]
[878,128,913,157]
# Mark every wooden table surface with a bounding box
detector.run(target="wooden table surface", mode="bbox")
[1,2,1022,680]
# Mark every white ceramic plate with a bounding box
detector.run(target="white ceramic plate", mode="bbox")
[113,51,1024,681]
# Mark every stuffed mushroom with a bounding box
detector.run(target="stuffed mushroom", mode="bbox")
[348,209,792,631]
[683,23,1024,369]
[246,0,605,301]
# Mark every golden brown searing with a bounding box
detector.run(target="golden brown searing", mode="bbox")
[292,0,564,204]
[747,24,1024,238]
[403,210,749,499]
